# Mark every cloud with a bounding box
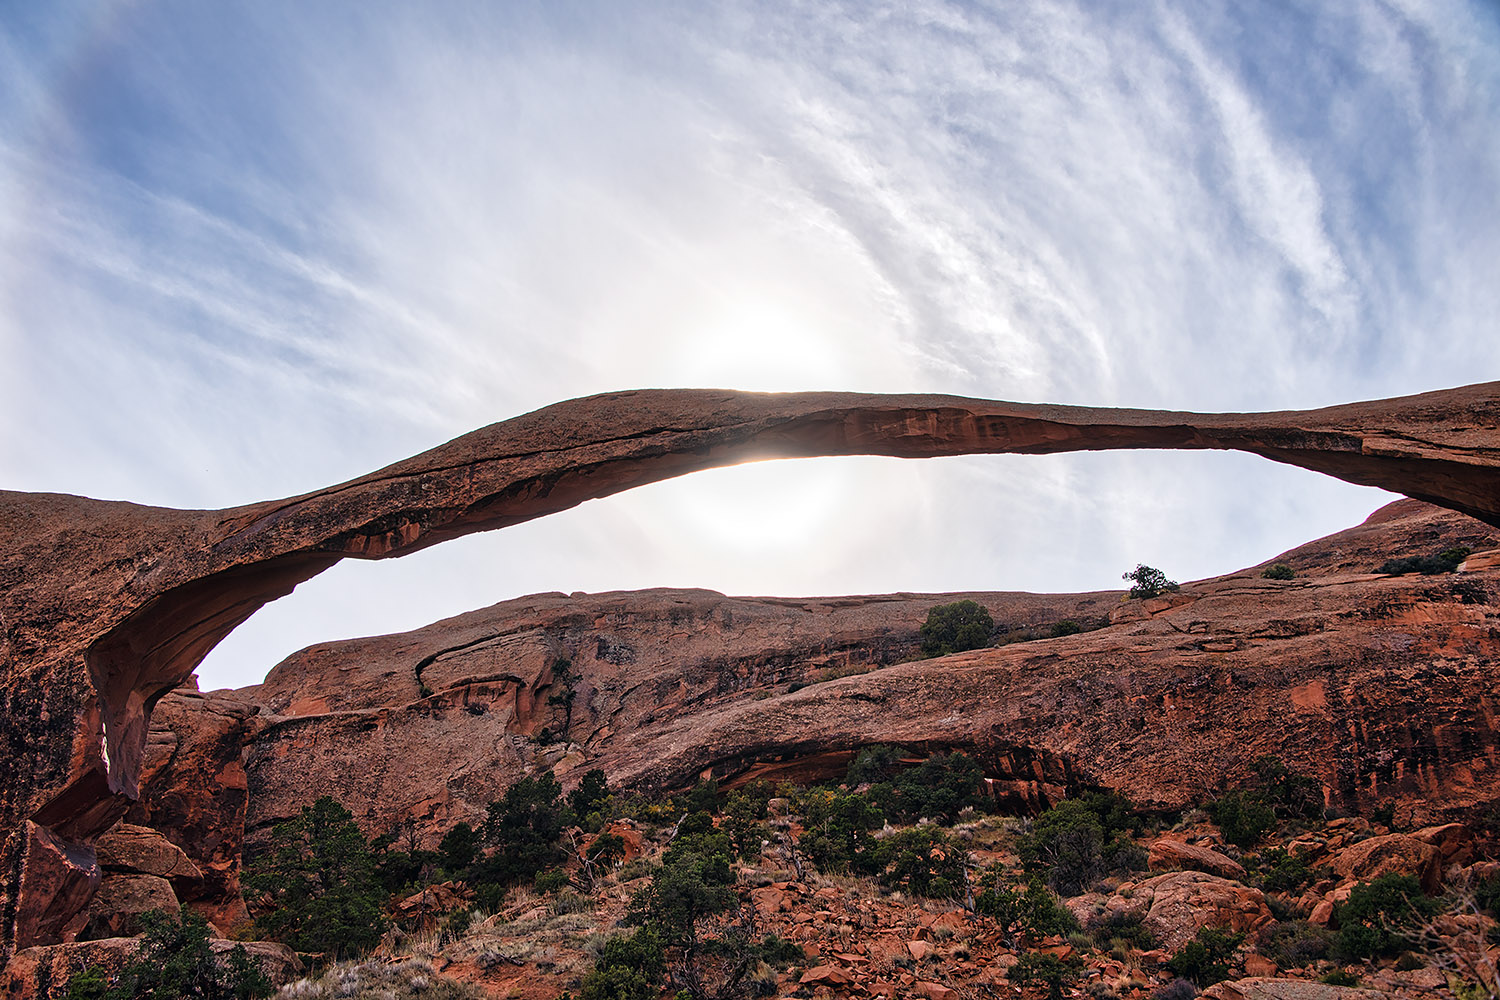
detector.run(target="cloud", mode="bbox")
[0,0,1496,689]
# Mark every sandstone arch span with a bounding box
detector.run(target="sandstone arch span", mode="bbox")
[2,381,1499,953]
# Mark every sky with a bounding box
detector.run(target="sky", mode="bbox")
[2,0,1498,691]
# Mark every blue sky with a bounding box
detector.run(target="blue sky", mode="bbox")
[3,0,1498,689]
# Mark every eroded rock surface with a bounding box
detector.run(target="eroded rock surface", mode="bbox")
[96,498,1493,936]
[4,383,1500,957]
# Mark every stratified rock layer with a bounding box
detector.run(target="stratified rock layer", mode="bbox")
[99,499,1494,936]
[3,382,1500,957]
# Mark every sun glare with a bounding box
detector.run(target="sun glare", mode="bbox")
[665,296,847,392]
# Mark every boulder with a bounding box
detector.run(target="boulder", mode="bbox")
[1330,834,1442,892]
[96,823,203,881]
[79,874,180,940]
[1106,871,1273,952]
[1199,977,1393,999]
[1149,838,1247,879]
[1410,823,1473,866]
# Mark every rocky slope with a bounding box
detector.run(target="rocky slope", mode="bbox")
[77,498,1496,949]
[4,381,1500,961]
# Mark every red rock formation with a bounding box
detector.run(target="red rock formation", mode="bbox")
[3,382,1499,957]
[93,499,1486,938]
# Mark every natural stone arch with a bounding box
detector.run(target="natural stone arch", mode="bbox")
[2,381,1498,953]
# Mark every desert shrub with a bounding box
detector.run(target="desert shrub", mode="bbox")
[869,752,984,823]
[438,822,479,876]
[81,907,271,1000]
[1123,564,1178,599]
[1261,563,1296,580]
[1167,927,1244,986]
[724,784,773,860]
[475,770,567,886]
[581,928,666,1000]
[534,868,571,894]
[919,600,994,656]
[629,836,737,946]
[607,826,801,999]
[1333,873,1439,960]
[1089,909,1155,951]
[1151,979,1198,1000]
[245,796,386,959]
[1260,847,1317,892]
[1262,919,1330,968]
[846,744,904,785]
[801,789,885,876]
[1209,790,1276,847]
[680,777,724,816]
[64,965,111,1000]
[1378,546,1470,576]
[975,870,1079,946]
[1252,756,1324,821]
[279,958,480,999]
[1477,872,1500,916]
[1049,619,1086,637]
[1018,796,1144,895]
[1320,969,1360,987]
[588,832,627,869]
[1009,951,1083,1000]
[1210,757,1323,847]
[568,769,612,831]
[879,826,965,898]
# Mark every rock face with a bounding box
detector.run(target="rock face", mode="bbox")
[3,382,1500,958]
[88,497,1492,939]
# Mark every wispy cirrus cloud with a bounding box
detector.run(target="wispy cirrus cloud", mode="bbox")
[1,0,1496,688]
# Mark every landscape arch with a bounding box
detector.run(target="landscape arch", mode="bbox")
[2,382,1498,953]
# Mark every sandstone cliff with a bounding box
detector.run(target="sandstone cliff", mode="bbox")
[3,382,1499,959]
[86,498,1489,940]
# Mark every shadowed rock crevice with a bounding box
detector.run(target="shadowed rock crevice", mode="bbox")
[3,383,1499,956]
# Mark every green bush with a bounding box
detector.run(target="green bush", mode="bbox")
[72,907,271,1000]
[1088,909,1155,951]
[1260,847,1317,892]
[1477,872,1500,916]
[438,822,479,876]
[1262,919,1330,969]
[474,770,567,887]
[975,870,1079,946]
[581,928,665,1000]
[879,826,966,898]
[1378,546,1470,576]
[1123,564,1178,599]
[801,789,885,875]
[1252,756,1324,821]
[1261,563,1296,580]
[1009,951,1083,1000]
[724,783,772,860]
[534,868,571,894]
[1333,873,1438,960]
[1167,927,1245,985]
[919,600,994,656]
[567,769,612,831]
[846,744,904,785]
[869,752,984,824]
[245,796,386,959]
[1209,790,1276,847]
[1018,796,1145,896]
[1049,619,1086,637]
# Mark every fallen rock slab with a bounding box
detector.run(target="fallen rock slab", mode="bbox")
[1200,977,1393,1000]
[1149,838,1247,879]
